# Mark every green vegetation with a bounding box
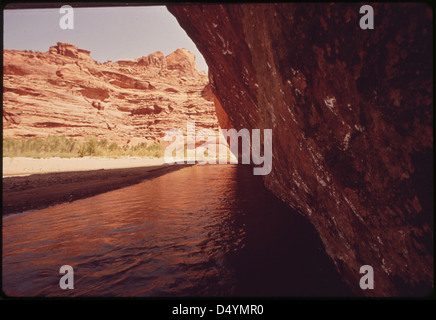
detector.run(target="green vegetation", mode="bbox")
[3,135,164,158]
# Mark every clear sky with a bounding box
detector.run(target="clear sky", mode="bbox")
[3,5,208,72]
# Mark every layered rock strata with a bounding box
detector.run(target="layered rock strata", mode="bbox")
[3,42,219,147]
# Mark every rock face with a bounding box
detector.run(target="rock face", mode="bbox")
[3,43,217,146]
[166,48,201,77]
[167,3,433,296]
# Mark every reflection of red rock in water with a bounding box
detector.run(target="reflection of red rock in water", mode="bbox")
[3,43,218,147]
[168,3,433,296]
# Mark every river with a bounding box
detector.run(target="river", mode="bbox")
[2,164,351,297]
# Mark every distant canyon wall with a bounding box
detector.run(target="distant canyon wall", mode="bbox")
[3,42,219,146]
[167,3,433,296]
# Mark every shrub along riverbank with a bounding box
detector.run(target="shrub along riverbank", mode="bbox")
[3,135,164,158]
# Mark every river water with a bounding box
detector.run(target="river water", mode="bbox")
[2,165,351,297]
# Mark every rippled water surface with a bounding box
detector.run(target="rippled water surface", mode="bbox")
[3,165,350,297]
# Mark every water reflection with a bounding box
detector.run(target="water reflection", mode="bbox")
[3,165,351,297]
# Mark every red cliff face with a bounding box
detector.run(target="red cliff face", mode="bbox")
[167,3,433,296]
[3,43,218,146]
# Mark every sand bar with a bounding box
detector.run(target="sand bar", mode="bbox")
[2,157,192,216]
[2,157,167,177]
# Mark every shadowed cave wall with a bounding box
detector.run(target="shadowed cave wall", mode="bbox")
[167,3,433,296]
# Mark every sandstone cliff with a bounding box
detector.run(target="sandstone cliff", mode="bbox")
[168,3,433,296]
[3,42,216,146]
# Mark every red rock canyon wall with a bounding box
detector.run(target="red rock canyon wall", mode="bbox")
[167,3,433,296]
[3,42,219,147]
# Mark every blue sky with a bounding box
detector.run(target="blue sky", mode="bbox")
[3,5,208,72]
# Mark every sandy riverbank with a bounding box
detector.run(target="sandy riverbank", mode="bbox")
[2,157,192,216]
[2,157,167,177]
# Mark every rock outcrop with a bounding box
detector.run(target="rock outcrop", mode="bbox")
[3,43,218,146]
[167,3,433,296]
[49,42,79,58]
[166,48,201,78]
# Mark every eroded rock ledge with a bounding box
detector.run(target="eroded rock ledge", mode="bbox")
[167,3,433,296]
